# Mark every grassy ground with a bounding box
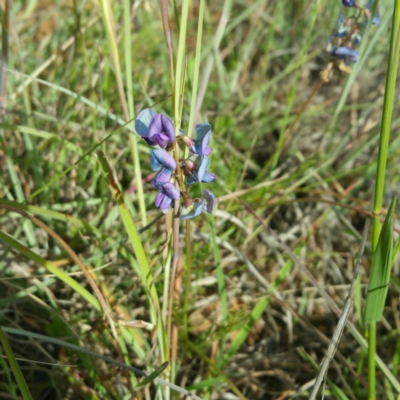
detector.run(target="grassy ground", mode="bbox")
[1,0,400,399]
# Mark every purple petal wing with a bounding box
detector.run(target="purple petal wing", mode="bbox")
[162,182,180,200]
[150,149,176,171]
[148,114,175,148]
[331,46,359,63]
[152,168,172,188]
[155,192,172,210]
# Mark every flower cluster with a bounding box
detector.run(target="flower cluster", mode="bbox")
[135,109,216,220]
[327,1,380,66]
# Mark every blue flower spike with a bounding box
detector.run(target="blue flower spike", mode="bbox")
[190,124,212,156]
[155,183,180,211]
[136,106,216,220]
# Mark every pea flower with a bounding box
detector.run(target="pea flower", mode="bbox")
[135,108,175,148]
[189,124,212,156]
[155,182,180,211]
[135,106,217,220]
[183,156,216,185]
[150,149,176,187]
[330,46,359,63]
[180,190,216,220]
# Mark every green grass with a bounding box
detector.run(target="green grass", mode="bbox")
[1,0,400,399]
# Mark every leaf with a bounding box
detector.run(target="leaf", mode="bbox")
[137,362,169,387]
[365,197,396,323]
[0,327,33,400]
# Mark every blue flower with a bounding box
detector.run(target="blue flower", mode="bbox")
[155,182,180,210]
[190,124,212,156]
[184,156,216,185]
[180,190,216,220]
[335,14,350,38]
[330,46,359,63]
[365,1,380,25]
[342,0,356,6]
[135,109,175,148]
[202,190,216,214]
[150,149,176,187]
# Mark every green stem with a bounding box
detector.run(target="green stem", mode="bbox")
[372,0,400,243]
[369,2,400,399]
[183,220,192,337]
[368,322,377,400]
[187,0,205,137]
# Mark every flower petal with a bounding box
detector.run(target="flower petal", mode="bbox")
[152,168,172,188]
[331,46,359,63]
[148,114,175,148]
[150,149,176,171]
[191,124,212,156]
[180,199,205,220]
[202,190,216,214]
[162,182,180,200]
[202,171,216,183]
[135,108,156,138]
[155,192,172,210]
[197,156,210,183]
[342,0,355,6]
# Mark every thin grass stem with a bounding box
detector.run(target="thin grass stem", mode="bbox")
[369,2,400,398]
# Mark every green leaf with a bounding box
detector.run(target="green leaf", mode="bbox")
[0,327,33,400]
[137,361,169,387]
[365,197,396,323]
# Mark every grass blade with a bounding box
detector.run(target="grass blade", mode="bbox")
[365,197,396,323]
[0,327,33,400]
[0,230,101,311]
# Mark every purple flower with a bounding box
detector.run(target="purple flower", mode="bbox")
[180,190,216,220]
[184,156,216,185]
[155,183,180,210]
[330,46,359,63]
[135,108,175,148]
[190,124,212,156]
[150,149,176,187]
[342,0,356,6]
[148,114,175,148]
[150,149,176,171]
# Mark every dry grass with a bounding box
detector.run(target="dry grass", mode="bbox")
[0,0,399,399]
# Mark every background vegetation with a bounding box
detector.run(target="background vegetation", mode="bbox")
[0,0,399,399]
